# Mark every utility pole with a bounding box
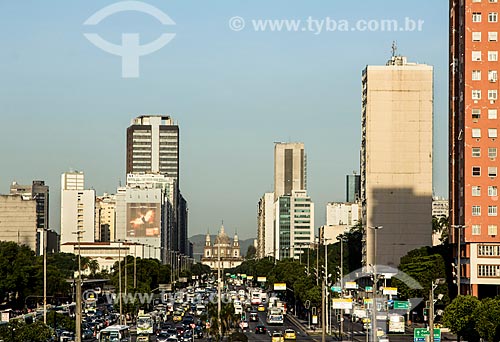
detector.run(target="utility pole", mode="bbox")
[217,236,222,340]
[451,225,466,295]
[74,230,84,342]
[338,235,344,341]
[118,240,123,325]
[369,226,383,342]
[321,276,326,342]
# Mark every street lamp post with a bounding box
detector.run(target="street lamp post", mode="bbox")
[133,244,137,290]
[369,226,383,342]
[430,278,446,342]
[337,235,346,341]
[118,240,123,325]
[72,230,85,342]
[451,225,466,295]
[37,228,48,325]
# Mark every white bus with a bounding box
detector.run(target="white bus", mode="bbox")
[137,314,154,335]
[251,291,262,305]
[266,308,284,325]
[98,325,131,342]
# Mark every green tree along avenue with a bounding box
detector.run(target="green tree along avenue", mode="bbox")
[392,246,450,303]
[443,296,500,342]
[230,224,363,307]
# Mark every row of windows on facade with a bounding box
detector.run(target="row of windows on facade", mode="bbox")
[471,70,498,82]
[471,146,498,157]
[471,128,499,138]
[471,89,499,100]
[471,205,499,216]
[472,0,499,3]
[478,244,500,256]
[471,51,499,62]
[471,165,498,176]
[471,31,500,42]
[471,108,498,119]
[206,250,239,257]
[472,11,499,24]
[478,264,500,278]
[472,224,498,235]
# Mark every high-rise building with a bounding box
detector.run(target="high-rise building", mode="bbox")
[10,180,55,255]
[274,142,306,200]
[257,192,275,259]
[127,115,179,180]
[274,190,314,260]
[60,172,95,244]
[326,202,361,227]
[95,193,116,242]
[450,0,500,297]
[115,186,169,262]
[361,55,433,267]
[346,173,361,203]
[0,195,37,251]
[126,115,188,260]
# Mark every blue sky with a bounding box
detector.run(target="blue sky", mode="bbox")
[0,0,448,240]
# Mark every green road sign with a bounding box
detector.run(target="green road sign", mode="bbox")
[414,328,441,342]
[230,274,236,279]
[394,300,410,310]
[331,286,342,293]
[365,286,373,292]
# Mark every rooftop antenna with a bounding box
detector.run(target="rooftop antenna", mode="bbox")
[391,41,398,57]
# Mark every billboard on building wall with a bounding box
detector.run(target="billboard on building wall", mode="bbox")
[126,203,161,237]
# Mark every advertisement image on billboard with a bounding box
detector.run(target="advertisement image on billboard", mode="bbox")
[127,203,161,237]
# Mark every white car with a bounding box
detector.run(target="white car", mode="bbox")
[239,320,249,331]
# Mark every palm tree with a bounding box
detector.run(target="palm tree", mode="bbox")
[87,259,99,276]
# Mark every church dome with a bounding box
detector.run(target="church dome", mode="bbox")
[214,225,231,246]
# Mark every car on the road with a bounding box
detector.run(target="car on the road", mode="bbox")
[255,324,267,334]
[239,319,249,331]
[258,304,266,312]
[157,332,170,342]
[271,331,284,342]
[284,329,296,340]
[249,312,259,322]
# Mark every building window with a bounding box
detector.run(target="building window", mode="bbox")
[491,0,499,2]
[473,90,482,99]
[472,70,482,80]
[489,186,498,196]
[473,12,482,22]
[478,245,500,256]
[473,166,482,176]
[489,12,498,22]
[472,128,482,138]
[489,32,499,42]
[489,128,498,138]
[489,225,498,237]
[472,186,482,196]
[478,264,500,278]
[489,207,498,217]
[473,109,481,119]
[472,147,481,157]
[472,32,482,41]
[489,147,498,158]
[489,70,498,82]
[472,224,482,235]
[488,51,498,61]
[488,90,498,100]
[489,166,498,177]
[489,109,498,119]
[473,51,482,61]
[472,205,482,216]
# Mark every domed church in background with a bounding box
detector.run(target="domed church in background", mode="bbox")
[201,225,244,269]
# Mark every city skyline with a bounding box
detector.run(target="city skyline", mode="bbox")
[0,0,449,240]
